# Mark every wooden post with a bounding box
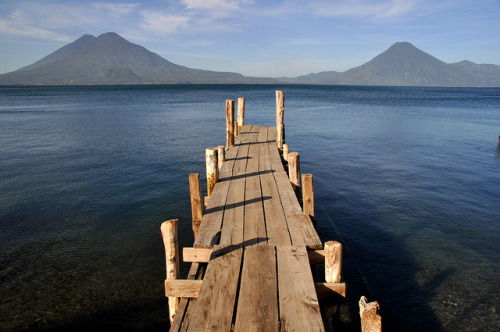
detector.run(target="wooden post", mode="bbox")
[161,219,179,324]
[302,174,314,217]
[359,296,382,332]
[325,241,342,283]
[276,90,284,150]
[217,145,225,170]
[283,143,289,162]
[206,147,218,197]
[226,100,234,147]
[234,121,239,137]
[237,97,245,131]
[288,152,300,195]
[189,174,203,239]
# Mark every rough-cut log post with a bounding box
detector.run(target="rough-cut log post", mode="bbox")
[234,121,239,137]
[288,152,300,195]
[217,145,225,170]
[189,173,203,238]
[283,143,289,162]
[325,241,342,283]
[205,147,218,197]
[161,219,179,324]
[226,99,235,147]
[302,174,314,218]
[276,90,285,150]
[359,296,382,332]
[237,97,245,131]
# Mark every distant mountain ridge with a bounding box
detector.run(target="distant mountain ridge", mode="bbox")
[0,34,499,86]
[0,32,276,85]
[283,42,500,87]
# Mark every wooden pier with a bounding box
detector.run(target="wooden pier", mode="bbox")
[161,91,381,331]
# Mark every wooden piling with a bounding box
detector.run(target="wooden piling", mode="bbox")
[189,174,203,239]
[205,147,218,197]
[234,121,239,137]
[302,174,314,218]
[325,241,342,283]
[160,219,179,324]
[283,143,289,162]
[226,100,235,147]
[276,90,284,150]
[288,152,300,195]
[237,97,245,131]
[359,296,382,332]
[217,145,225,170]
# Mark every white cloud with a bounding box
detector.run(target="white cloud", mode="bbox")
[140,11,190,36]
[0,1,140,41]
[308,0,418,19]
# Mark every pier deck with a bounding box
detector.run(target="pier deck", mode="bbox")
[162,93,380,331]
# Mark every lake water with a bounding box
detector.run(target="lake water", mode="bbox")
[1,85,499,331]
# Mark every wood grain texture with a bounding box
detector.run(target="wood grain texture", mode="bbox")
[277,246,324,331]
[234,246,279,331]
[225,99,234,147]
[185,246,243,331]
[359,296,382,332]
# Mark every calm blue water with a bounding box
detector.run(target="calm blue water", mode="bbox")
[1,85,499,331]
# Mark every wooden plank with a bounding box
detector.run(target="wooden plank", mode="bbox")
[314,282,346,300]
[259,133,292,246]
[244,125,267,246]
[308,250,326,264]
[165,280,203,298]
[219,125,251,246]
[234,246,279,331]
[169,262,203,332]
[286,214,323,250]
[185,246,243,331]
[183,247,211,263]
[193,127,252,248]
[277,246,324,331]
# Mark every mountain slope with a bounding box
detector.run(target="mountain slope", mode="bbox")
[337,42,467,86]
[284,42,500,87]
[0,33,276,85]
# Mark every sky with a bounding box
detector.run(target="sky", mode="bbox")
[0,0,499,77]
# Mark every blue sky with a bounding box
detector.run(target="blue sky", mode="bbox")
[0,0,499,77]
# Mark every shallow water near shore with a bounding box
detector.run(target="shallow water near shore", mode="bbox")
[1,84,499,331]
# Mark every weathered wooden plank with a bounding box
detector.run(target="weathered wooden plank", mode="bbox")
[165,280,203,298]
[314,282,346,300]
[169,262,203,332]
[286,214,323,250]
[244,125,267,246]
[259,133,292,246]
[277,246,324,331]
[219,126,250,246]
[183,247,211,263]
[193,127,251,248]
[234,246,279,331]
[184,246,243,331]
